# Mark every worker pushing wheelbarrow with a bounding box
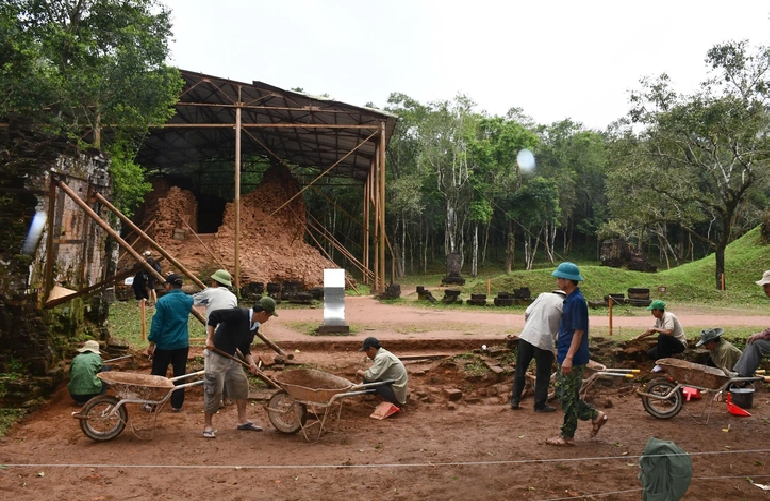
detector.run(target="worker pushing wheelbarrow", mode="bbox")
[637,358,764,422]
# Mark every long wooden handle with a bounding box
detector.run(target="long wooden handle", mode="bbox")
[211,347,279,388]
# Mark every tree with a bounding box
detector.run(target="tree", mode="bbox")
[536,120,609,256]
[504,177,560,270]
[417,95,480,264]
[613,41,770,289]
[0,0,183,213]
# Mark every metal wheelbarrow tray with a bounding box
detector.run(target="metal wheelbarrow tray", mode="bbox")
[637,358,762,422]
[266,369,393,441]
[71,370,204,441]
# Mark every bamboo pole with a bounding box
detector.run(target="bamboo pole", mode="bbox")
[45,261,147,308]
[373,149,380,292]
[70,182,289,357]
[363,160,371,285]
[141,298,147,340]
[234,86,242,294]
[118,216,157,264]
[609,298,614,336]
[56,180,205,326]
[93,192,205,290]
[379,120,386,292]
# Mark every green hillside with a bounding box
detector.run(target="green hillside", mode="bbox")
[478,227,770,306]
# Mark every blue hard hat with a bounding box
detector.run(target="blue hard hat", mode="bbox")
[551,262,584,281]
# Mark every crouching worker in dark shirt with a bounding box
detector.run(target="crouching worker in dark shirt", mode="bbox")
[202,297,279,438]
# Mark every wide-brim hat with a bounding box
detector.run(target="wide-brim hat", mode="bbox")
[77,340,101,354]
[211,269,232,287]
[696,327,724,347]
[756,270,770,286]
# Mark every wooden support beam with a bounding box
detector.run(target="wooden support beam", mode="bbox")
[92,192,205,290]
[234,89,242,294]
[56,180,206,327]
[92,186,287,358]
[44,263,144,309]
[379,121,387,290]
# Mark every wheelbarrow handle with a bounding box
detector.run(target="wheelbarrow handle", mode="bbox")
[351,379,396,390]
[211,347,280,388]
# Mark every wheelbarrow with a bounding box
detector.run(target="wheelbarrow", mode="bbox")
[266,369,394,441]
[637,358,763,423]
[72,370,204,441]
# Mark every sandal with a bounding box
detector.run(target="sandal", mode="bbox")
[202,429,216,439]
[591,412,608,438]
[236,422,263,432]
[545,436,574,447]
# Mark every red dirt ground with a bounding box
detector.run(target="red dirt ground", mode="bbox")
[2,298,770,500]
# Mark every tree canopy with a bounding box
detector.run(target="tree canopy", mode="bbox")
[0,0,182,213]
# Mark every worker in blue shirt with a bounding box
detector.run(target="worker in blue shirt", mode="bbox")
[144,274,193,412]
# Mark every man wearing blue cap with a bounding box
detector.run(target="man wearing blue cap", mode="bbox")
[545,262,607,447]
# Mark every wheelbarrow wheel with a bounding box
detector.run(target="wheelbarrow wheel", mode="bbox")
[642,377,683,419]
[80,395,127,441]
[268,390,308,434]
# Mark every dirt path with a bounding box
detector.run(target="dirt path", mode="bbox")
[265,296,770,344]
[2,297,770,500]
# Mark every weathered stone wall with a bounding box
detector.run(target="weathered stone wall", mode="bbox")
[0,121,112,406]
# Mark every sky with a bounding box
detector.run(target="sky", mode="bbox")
[162,0,770,131]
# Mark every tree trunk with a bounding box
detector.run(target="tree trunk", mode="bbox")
[471,223,478,277]
[715,243,726,290]
[506,221,514,274]
[481,220,490,266]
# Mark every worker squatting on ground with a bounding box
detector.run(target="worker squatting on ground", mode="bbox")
[635,300,687,373]
[356,337,408,408]
[696,327,742,373]
[510,290,565,412]
[545,262,608,447]
[733,270,770,377]
[67,340,111,405]
[202,297,279,438]
[144,274,193,412]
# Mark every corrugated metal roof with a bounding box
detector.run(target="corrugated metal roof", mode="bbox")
[137,71,397,181]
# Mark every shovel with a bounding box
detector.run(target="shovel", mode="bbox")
[210,347,279,388]
[726,393,751,417]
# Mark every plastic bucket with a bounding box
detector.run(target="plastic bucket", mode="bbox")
[729,388,755,409]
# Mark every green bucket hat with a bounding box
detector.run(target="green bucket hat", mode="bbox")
[646,300,666,311]
[551,262,584,281]
[211,269,232,287]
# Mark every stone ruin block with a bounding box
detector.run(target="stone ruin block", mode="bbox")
[441,252,465,286]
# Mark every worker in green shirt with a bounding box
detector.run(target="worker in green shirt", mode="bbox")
[68,340,110,405]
